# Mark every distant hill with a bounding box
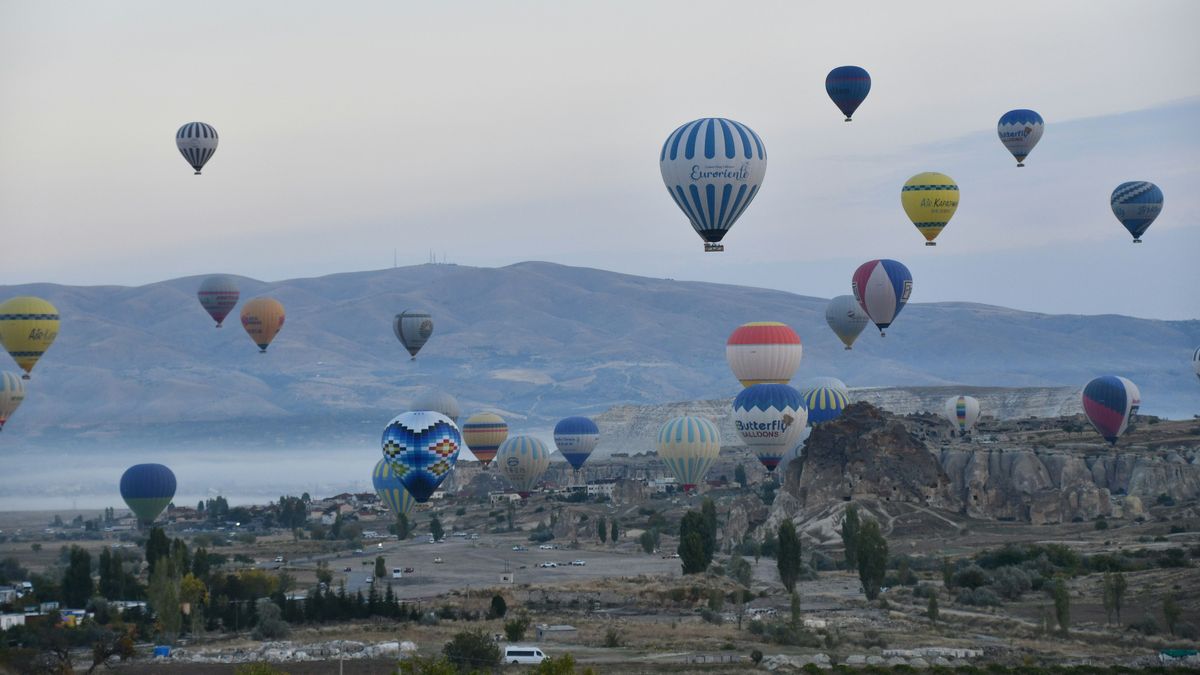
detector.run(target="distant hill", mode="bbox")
[0,262,1196,452]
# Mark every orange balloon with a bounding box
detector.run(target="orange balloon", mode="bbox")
[240,297,285,353]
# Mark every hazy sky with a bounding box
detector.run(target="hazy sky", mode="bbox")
[1,1,1197,319]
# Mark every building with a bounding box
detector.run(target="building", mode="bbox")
[535,624,577,642]
[489,492,522,505]
[0,587,17,605]
[585,480,616,499]
[0,614,25,630]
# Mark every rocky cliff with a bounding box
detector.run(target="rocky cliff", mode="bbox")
[767,402,1200,530]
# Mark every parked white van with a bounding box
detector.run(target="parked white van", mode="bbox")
[503,645,546,664]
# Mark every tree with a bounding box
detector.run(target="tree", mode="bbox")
[506,501,516,531]
[927,594,939,624]
[1112,572,1127,623]
[610,520,619,543]
[147,556,182,640]
[315,561,333,586]
[145,527,170,575]
[429,516,444,542]
[180,573,208,634]
[98,548,121,600]
[777,520,802,593]
[489,594,507,619]
[639,530,656,555]
[252,597,290,640]
[841,505,860,571]
[374,556,387,580]
[597,516,607,543]
[941,557,955,596]
[679,532,706,575]
[1102,572,1117,625]
[1164,595,1182,636]
[728,554,752,588]
[700,498,718,562]
[62,546,94,607]
[504,613,531,641]
[443,629,501,671]
[855,519,888,601]
[734,464,748,488]
[396,512,412,540]
[1051,578,1070,634]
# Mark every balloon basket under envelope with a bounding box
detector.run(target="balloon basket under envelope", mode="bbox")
[704,243,724,252]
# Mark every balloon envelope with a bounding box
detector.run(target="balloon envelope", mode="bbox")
[942,395,982,434]
[197,275,239,327]
[801,377,849,396]
[657,415,721,490]
[1110,182,1163,242]
[901,172,959,245]
[1082,376,1139,445]
[176,122,218,174]
[733,384,807,472]
[851,260,912,335]
[394,311,434,359]
[825,66,871,121]
[660,117,767,250]
[462,412,508,467]
[496,435,552,498]
[997,109,1044,166]
[726,322,803,386]
[372,459,417,517]
[412,390,461,425]
[0,296,60,378]
[803,386,848,425]
[825,295,869,350]
[0,372,26,431]
[1193,347,1200,382]
[381,411,462,502]
[240,297,285,352]
[554,416,600,472]
[120,463,177,525]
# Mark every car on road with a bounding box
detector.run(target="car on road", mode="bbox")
[538,544,556,550]
[365,576,374,584]
[468,533,479,540]
[434,557,444,564]
[538,561,557,568]
[661,553,680,559]
[503,646,547,665]
[391,568,404,579]
[273,556,285,563]
[570,560,586,566]
[512,545,528,552]
[354,549,364,555]
[343,566,352,572]
[403,567,414,574]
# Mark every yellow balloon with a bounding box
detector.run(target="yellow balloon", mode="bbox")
[0,297,60,378]
[240,297,285,353]
[901,172,959,245]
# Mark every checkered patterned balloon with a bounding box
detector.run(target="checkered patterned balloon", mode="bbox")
[380,411,461,502]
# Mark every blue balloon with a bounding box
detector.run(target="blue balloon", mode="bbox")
[372,459,417,517]
[659,118,767,251]
[803,386,849,425]
[825,66,871,121]
[1110,182,1163,242]
[553,416,600,472]
[381,411,462,502]
[997,109,1044,166]
[120,463,177,524]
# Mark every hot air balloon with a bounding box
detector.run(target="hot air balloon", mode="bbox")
[176,122,218,175]
[1193,347,1200,382]
[660,117,767,252]
[997,109,1044,167]
[942,395,981,435]
[0,297,60,379]
[803,385,848,425]
[802,377,849,397]
[496,435,552,498]
[462,412,508,467]
[851,259,912,337]
[1082,376,1140,445]
[240,298,285,352]
[733,384,807,472]
[726,322,802,386]
[776,427,811,477]
[657,416,720,492]
[554,416,600,473]
[825,66,871,121]
[0,372,26,432]
[120,464,177,526]
[825,295,869,350]
[381,411,462,502]
[372,459,417,517]
[901,173,959,246]
[1111,182,1163,243]
[197,275,239,327]
[394,311,434,360]
[412,389,461,425]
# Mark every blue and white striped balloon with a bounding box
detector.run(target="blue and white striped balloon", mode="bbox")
[176,122,218,175]
[997,109,1044,167]
[656,415,720,490]
[660,118,767,251]
[496,435,552,497]
[1110,181,1163,243]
